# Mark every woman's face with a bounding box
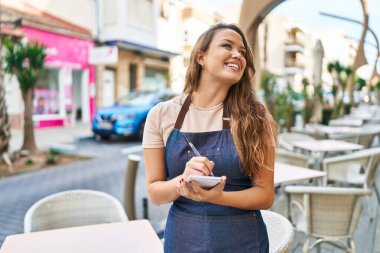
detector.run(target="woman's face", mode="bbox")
[198,28,247,86]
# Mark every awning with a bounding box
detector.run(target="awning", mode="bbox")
[105,40,179,59]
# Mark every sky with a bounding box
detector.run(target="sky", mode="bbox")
[205,0,380,71]
[205,0,379,42]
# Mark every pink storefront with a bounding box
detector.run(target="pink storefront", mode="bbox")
[23,26,95,128]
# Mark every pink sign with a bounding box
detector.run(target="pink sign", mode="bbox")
[22,26,96,122]
[23,26,94,69]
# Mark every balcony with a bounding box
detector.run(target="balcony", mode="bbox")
[284,44,304,53]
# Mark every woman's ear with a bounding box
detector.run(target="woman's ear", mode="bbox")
[197,52,204,68]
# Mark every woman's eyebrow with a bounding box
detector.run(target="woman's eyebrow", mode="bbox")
[220,39,246,49]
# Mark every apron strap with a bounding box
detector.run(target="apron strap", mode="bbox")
[174,94,192,129]
[222,103,230,129]
[174,93,230,129]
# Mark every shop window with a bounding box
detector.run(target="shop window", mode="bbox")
[127,0,153,30]
[129,64,137,91]
[143,67,168,91]
[34,68,60,115]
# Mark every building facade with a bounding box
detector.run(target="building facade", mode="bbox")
[1,2,95,128]
[91,0,178,108]
[157,0,223,92]
[258,13,310,91]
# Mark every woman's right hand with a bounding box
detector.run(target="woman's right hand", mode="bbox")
[181,156,214,179]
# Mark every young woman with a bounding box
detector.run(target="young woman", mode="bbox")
[143,23,278,252]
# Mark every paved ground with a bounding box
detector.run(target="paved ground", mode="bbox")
[0,124,379,252]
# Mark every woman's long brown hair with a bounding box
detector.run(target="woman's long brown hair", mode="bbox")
[183,23,278,177]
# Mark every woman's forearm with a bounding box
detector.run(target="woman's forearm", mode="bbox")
[147,175,182,205]
[211,186,274,210]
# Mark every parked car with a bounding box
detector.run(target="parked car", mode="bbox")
[92,89,176,140]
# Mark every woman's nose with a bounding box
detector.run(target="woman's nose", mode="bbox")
[232,50,242,58]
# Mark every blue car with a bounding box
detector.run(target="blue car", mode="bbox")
[92,89,176,140]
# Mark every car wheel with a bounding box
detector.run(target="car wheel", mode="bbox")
[94,134,110,141]
[137,120,145,141]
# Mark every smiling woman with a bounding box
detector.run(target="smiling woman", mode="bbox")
[143,23,278,253]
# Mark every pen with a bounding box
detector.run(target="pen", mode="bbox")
[183,134,215,176]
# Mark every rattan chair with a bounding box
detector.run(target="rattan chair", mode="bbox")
[322,147,380,199]
[124,154,141,220]
[262,210,294,253]
[24,189,128,233]
[279,133,316,152]
[276,149,310,168]
[285,186,371,253]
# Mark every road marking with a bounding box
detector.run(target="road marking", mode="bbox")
[121,145,143,155]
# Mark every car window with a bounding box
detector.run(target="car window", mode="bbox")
[159,94,175,102]
[119,92,155,106]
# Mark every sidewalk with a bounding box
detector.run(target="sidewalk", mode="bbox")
[9,123,93,152]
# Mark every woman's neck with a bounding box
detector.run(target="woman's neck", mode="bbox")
[191,80,229,109]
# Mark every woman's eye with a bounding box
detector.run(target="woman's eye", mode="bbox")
[222,44,232,49]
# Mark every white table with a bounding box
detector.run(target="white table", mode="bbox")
[0,220,163,253]
[328,118,364,127]
[292,139,363,153]
[291,139,363,169]
[274,162,326,186]
[309,125,364,135]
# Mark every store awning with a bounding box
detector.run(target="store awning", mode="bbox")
[105,40,179,59]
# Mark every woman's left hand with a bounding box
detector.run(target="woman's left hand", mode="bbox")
[176,176,227,202]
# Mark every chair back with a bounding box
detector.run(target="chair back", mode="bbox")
[24,190,128,233]
[276,149,309,168]
[261,210,294,253]
[124,154,141,220]
[358,133,376,148]
[285,186,370,239]
[279,133,315,152]
[322,147,380,188]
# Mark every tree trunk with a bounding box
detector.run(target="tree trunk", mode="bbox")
[21,88,38,154]
[0,57,11,163]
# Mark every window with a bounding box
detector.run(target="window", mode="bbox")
[127,0,154,30]
[33,68,60,115]
[143,67,168,90]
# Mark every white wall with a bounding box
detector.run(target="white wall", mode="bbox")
[99,0,159,47]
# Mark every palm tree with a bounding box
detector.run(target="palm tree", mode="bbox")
[327,60,352,119]
[3,39,46,154]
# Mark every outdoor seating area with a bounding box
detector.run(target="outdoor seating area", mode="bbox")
[1,122,379,252]
[272,104,380,252]
[1,0,380,252]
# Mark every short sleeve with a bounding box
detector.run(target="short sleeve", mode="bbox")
[142,104,164,148]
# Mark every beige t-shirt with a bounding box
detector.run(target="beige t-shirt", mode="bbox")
[143,95,224,148]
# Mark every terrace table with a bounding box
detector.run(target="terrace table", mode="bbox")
[0,220,163,253]
[328,118,364,127]
[305,125,365,138]
[274,162,326,186]
[291,139,363,169]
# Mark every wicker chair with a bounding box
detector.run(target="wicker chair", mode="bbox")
[261,210,294,253]
[276,149,310,168]
[279,133,316,152]
[285,186,371,253]
[322,147,380,199]
[124,154,141,220]
[24,190,128,233]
